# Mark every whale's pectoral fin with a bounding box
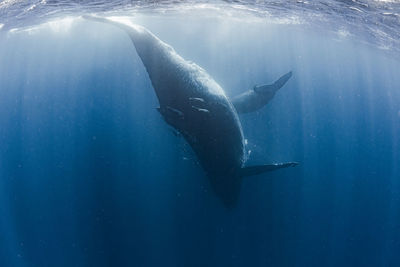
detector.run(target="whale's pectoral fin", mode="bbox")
[253,71,293,94]
[232,71,292,114]
[239,162,298,177]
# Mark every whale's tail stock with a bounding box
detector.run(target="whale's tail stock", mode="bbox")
[239,162,298,177]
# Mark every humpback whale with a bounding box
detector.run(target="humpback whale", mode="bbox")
[84,16,297,207]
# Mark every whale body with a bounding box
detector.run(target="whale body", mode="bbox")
[84,16,297,206]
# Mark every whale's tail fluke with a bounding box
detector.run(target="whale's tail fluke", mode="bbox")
[239,162,298,177]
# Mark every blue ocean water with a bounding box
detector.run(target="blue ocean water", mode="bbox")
[1,1,400,267]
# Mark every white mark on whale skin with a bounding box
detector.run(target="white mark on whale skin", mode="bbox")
[189,97,205,102]
[192,106,210,113]
[166,106,184,118]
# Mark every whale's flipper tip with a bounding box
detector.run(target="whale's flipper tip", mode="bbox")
[240,162,298,177]
[232,70,293,114]
[254,70,293,94]
[274,71,293,89]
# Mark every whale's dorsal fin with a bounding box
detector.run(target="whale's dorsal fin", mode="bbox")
[240,162,298,177]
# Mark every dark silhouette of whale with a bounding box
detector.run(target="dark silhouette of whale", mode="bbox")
[84,16,297,206]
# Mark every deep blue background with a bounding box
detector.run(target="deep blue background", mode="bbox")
[0,16,399,266]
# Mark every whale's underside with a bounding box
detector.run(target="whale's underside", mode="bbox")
[84,15,298,206]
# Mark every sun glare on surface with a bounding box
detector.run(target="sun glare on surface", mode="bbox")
[47,17,75,33]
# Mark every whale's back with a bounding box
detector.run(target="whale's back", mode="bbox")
[117,20,246,172]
